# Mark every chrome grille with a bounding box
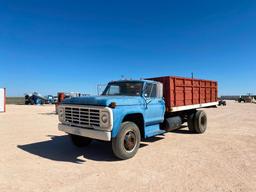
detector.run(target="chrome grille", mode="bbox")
[64,106,100,128]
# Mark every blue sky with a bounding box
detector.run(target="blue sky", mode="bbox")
[0,0,255,96]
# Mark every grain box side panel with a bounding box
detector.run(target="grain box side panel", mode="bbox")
[166,77,172,111]
[170,77,175,107]
[171,77,218,107]
[211,81,218,102]
[171,77,194,107]
[185,79,193,105]
[171,77,184,107]
[200,80,206,103]
[193,80,200,104]
[147,76,218,110]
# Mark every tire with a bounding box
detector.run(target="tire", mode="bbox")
[69,134,92,147]
[112,122,141,160]
[188,113,196,132]
[194,110,207,134]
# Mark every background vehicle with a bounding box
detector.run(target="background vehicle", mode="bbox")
[238,96,246,103]
[58,76,218,160]
[24,92,55,105]
[218,99,226,106]
[238,95,256,103]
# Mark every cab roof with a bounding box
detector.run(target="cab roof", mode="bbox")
[109,79,157,84]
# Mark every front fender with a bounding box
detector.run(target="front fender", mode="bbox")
[111,106,144,138]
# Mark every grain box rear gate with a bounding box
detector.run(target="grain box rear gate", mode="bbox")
[0,88,6,112]
[148,76,218,112]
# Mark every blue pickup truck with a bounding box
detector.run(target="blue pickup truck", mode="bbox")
[58,78,218,159]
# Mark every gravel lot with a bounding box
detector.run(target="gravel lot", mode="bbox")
[0,101,255,192]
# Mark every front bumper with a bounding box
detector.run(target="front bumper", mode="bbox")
[58,124,111,141]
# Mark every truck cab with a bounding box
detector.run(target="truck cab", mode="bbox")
[58,78,211,159]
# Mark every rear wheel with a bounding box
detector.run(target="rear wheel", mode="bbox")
[69,134,92,147]
[194,110,207,134]
[112,122,141,160]
[188,113,196,132]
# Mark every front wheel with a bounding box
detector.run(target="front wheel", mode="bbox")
[112,122,141,160]
[69,134,92,147]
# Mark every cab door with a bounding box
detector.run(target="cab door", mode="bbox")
[143,82,165,125]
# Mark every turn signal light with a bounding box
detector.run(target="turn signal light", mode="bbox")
[109,102,117,108]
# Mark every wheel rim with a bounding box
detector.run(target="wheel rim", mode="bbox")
[123,131,137,152]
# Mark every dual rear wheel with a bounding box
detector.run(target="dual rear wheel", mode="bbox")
[188,110,207,133]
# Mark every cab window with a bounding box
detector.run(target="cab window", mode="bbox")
[144,83,157,98]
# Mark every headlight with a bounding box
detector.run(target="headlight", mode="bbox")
[58,106,65,122]
[101,114,108,124]
[100,111,110,127]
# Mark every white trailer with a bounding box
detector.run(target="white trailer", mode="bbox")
[0,88,6,112]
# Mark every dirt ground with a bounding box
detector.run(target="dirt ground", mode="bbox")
[0,101,255,192]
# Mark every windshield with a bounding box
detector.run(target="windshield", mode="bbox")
[102,81,143,96]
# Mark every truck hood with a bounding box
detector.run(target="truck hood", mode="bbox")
[61,96,144,107]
